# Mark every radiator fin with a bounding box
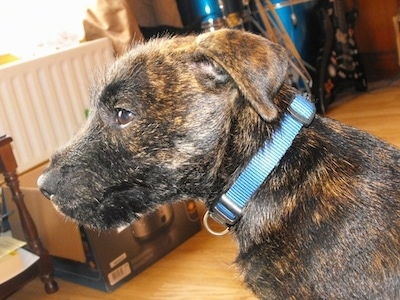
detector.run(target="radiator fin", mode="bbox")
[0,38,114,173]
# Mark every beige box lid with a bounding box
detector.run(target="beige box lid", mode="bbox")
[3,163,86,262]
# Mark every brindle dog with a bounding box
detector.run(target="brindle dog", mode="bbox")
[38,29,400,299]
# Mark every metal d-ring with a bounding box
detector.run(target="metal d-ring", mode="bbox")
[203,210,230,236]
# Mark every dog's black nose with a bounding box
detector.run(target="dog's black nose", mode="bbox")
[37,170,60,200]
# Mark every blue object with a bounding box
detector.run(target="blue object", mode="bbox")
[177,0,222,27]
[210,94,316,226]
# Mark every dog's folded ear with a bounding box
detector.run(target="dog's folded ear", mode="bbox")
[194,29,289,121]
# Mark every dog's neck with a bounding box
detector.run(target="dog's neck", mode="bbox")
[204,94,316,235]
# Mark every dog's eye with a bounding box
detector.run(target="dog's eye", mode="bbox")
[114,108,134,127]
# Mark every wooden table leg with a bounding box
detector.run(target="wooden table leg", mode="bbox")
[0,136,58,294]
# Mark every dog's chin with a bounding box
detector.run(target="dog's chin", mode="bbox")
[50,195,140,231]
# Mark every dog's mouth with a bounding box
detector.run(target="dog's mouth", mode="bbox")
[40,189,54,201]
[44,180,153,230]
[103,182,139,199]
[37,162,172,230]
[49,194,140,230]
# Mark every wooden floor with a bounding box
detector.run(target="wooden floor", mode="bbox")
[7,79,400,299]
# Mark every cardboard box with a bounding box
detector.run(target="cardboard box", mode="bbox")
[3,163,201,292]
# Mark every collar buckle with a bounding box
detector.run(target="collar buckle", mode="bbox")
[210,194,243,226]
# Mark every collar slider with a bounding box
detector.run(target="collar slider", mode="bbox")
[287,96,316,126]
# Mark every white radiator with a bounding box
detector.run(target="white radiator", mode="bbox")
[0,38,114,173]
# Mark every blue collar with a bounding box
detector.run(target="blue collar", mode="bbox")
[204,94,316,235]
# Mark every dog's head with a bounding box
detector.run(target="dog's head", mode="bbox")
[38,29,290,230]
